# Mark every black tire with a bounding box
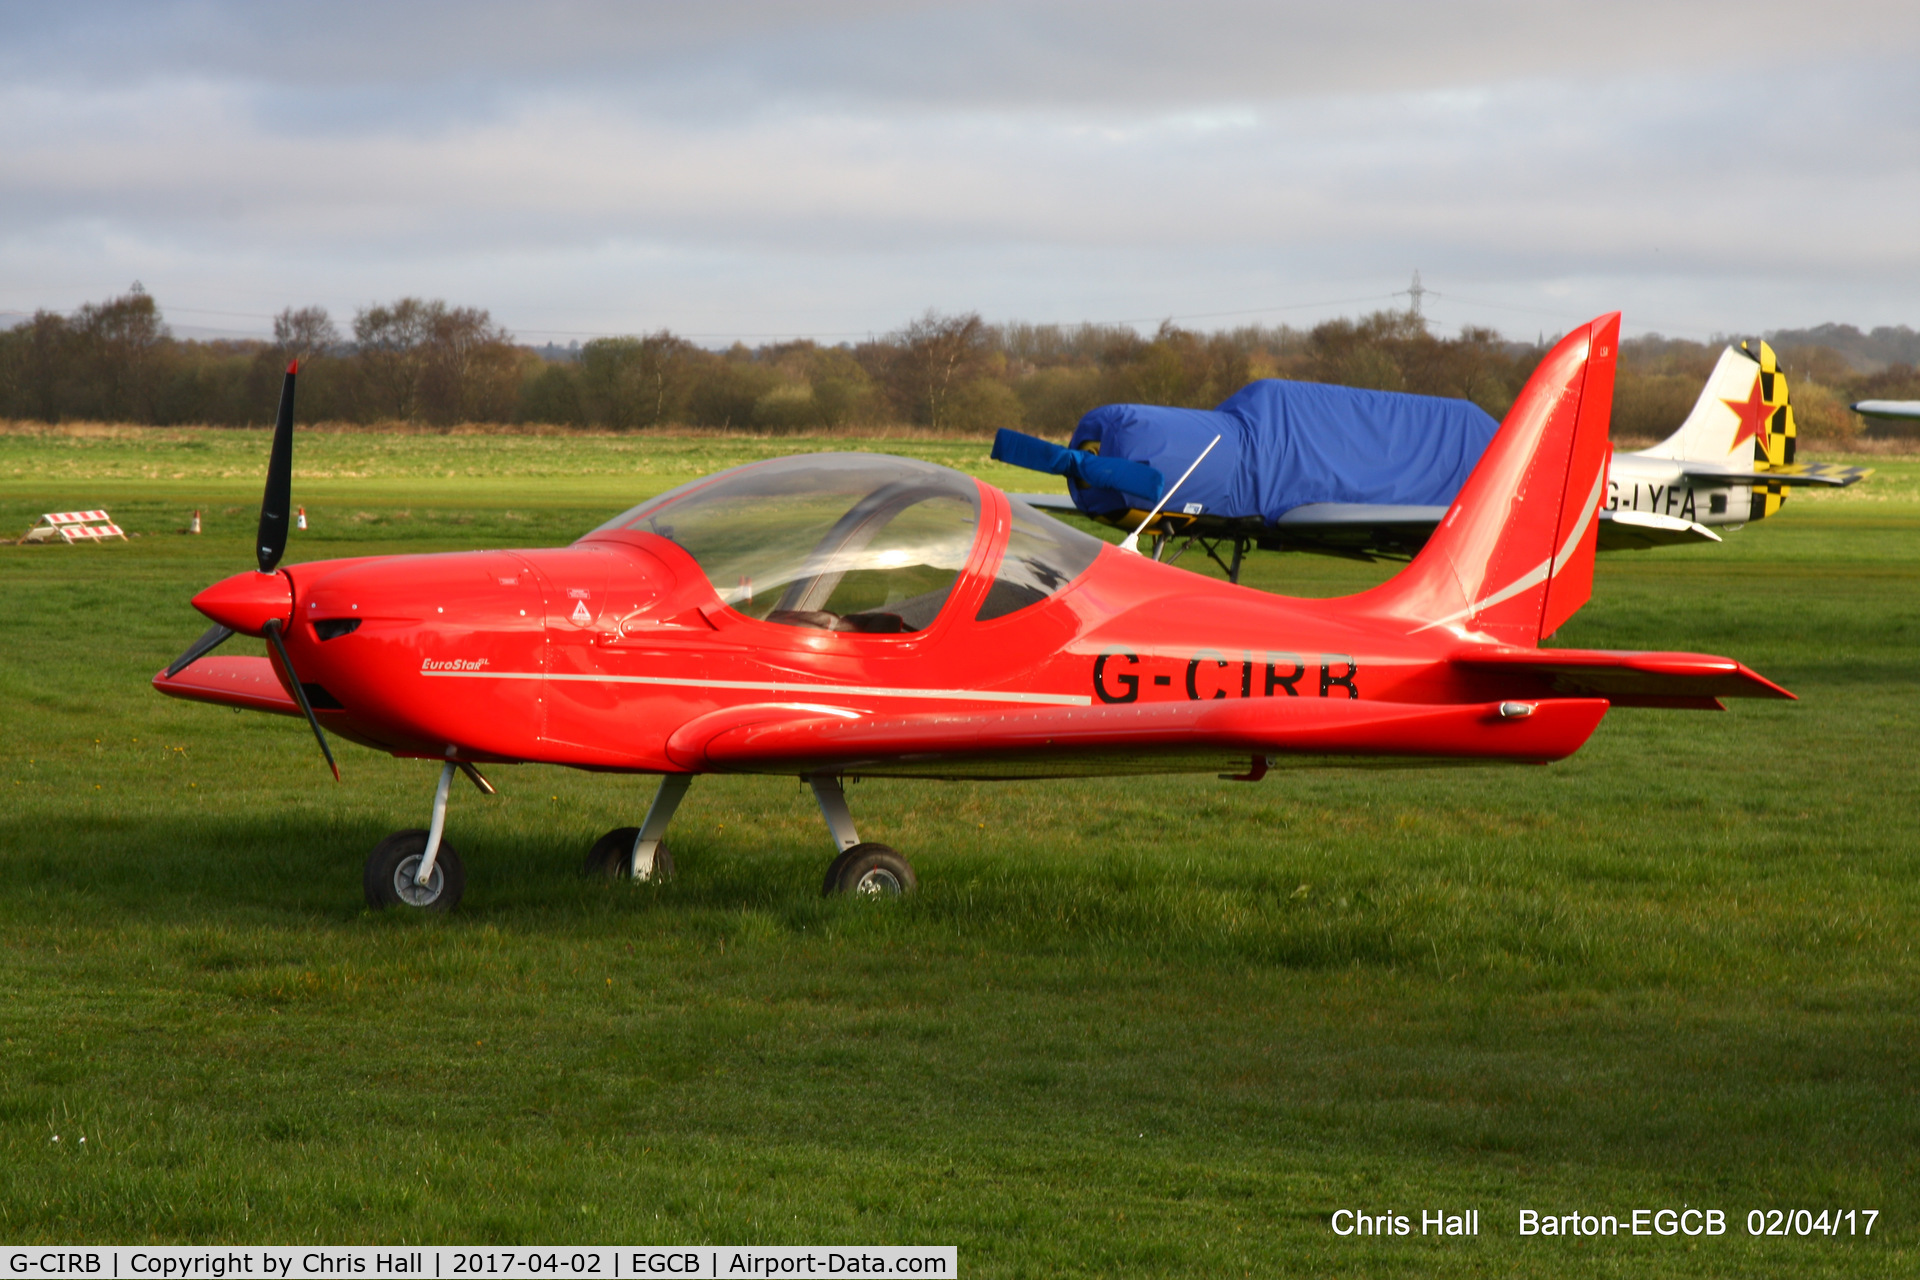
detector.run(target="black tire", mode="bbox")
[584,827,675,881]
[822,842,916,898]
[364,828,466,911]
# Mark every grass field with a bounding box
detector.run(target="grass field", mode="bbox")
[1,426,1916,1276]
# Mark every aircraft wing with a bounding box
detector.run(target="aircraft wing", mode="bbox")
[1023,495,1720,557]
[1450,646,1795,709]
[1270,505,1728,555]
[1014,494,1446,558]
[152,655,303,716]
[663,695,1610,780]
[1265,503,1450,556]
[1852,399,1920,421]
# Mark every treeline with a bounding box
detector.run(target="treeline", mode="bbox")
[1611,332,1920,443]
[2,286,1910,442]
[0,289,525,428]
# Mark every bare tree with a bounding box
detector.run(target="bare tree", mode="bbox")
[421,304,517,423]
[890,310,987,428]
[353,298,437,421]
[274,306,340,368]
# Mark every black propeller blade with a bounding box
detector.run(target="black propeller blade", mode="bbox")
[166,359,336,781]
[264,618,339,782]
[164,622,235,678]
[164,362,297,681]
[257,360,297,573]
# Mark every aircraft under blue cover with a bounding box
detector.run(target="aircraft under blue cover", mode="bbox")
[1052,381,1498,526]
[999,342,1866,573]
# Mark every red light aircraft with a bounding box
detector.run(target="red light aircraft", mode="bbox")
[155,314,1791,912]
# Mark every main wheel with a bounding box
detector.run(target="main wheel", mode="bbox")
[583,827,675,881]
[364,828,466,911]
[822,842,916,898]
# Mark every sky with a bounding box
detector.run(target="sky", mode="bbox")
[2,1,1917,346]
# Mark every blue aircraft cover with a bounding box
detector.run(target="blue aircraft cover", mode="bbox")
[1063,380,1501,523]
[991,427,1165,503]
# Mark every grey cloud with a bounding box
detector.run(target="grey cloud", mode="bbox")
[9,2,1916,104]
[1,2,1916,339]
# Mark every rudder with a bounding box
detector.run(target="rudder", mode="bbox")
[1359,313,1619,645]
[1637,340,1796,472]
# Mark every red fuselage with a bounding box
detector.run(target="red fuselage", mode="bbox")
[186,478,1633,775]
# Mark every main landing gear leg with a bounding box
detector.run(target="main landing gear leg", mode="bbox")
[585,774,690,881]
[811,773,916,898]
[810,773,861,853]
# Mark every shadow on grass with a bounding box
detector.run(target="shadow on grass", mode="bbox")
[0,803,1582,977]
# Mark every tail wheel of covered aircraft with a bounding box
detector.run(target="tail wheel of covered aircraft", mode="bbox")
[822,843,917,898]
[583,827,676,881]
[364,829,466,912]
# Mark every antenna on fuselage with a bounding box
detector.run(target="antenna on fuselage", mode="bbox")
[1118,433,1222,556]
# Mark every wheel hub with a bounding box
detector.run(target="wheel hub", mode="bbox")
[854,866,903,896]
[393,854,444,907]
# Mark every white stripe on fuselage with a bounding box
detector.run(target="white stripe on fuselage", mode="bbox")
[421,668,1094,707]
[1412,467,1604,635]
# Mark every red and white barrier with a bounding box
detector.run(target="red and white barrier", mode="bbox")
[21,510,128,544]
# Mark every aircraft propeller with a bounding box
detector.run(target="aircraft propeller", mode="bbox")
[161,361,340,779]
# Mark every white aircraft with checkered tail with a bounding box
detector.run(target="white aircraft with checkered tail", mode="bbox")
[1602,341,1869,548]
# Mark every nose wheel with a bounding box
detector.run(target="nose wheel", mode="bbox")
[365,761,482,911]
[364,829,466,911]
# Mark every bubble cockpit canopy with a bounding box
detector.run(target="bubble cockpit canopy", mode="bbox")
[590,452,1107,634]
[590,454,981,634]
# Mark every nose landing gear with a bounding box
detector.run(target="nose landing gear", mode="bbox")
[364,829,466,911]
[364,759,492,911]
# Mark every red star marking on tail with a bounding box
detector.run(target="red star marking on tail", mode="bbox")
[1722,376,1774,453]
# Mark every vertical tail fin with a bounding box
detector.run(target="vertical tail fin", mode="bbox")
[1360,313,1619,646]
[1636,340,1796,469]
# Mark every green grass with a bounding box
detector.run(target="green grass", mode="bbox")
[1,429,1916,1275]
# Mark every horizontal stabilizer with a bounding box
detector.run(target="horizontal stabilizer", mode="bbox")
[993,429,1165,504]
[667,694,1610,779]
[152,655,301,716]
[1781,461,1872,486]
[1452,646,1794,708]
[1673,461,1865,488]
[1597,509,1720,550]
